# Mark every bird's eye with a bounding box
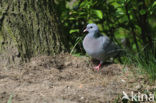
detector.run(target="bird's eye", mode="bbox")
[90,26,93,28]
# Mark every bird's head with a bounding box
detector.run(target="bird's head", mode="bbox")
[83,24,99,33]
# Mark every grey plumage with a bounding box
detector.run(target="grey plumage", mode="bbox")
[83,23,120,64]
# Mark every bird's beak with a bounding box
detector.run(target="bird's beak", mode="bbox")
[83,28,87,32]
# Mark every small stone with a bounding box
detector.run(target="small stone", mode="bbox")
[80,97,84,100]
[121,79,126,83]
[135,84,142,90]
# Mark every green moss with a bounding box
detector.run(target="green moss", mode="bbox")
[4,24,17,45]
[0,31,2,51]
[0,11,2,17]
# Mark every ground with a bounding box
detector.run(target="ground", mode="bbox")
[0,53,154,103]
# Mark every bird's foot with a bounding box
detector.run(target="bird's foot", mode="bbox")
[93,64,101,71]
[94,66,100,71]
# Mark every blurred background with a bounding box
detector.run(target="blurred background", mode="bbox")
[55,0,156,79]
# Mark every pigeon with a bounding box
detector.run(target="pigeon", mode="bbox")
[83,23,120,71]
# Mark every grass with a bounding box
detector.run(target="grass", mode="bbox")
[138,56,156,80]
[70,37,83,55]
[7,95,13,103]
[123,48,156,81]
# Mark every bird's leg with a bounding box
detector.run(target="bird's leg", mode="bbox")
[94,61,103,71]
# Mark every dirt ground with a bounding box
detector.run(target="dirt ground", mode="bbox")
[0,53,154,103]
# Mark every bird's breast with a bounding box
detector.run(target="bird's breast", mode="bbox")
[83,36,103,56]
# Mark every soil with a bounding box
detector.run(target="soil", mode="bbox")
[0,53,153,103]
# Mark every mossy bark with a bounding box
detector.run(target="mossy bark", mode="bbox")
[0,0,69,66]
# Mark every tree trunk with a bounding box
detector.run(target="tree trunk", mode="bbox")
[0,0,69,67]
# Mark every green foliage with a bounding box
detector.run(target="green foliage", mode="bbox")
[93,10,103,19]
[69,29,79,34]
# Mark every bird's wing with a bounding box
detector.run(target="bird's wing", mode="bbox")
[101,35,120,56]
